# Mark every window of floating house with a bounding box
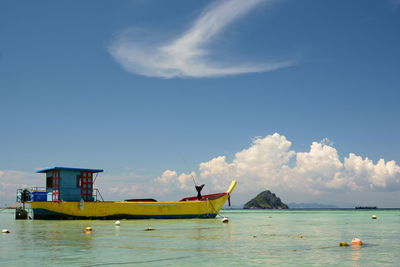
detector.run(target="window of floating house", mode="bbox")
[80,171,93,201]
[46,173,53,188]
[76,175,81,188]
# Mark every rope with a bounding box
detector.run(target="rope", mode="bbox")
[191,174,198,186]
[207,198,224,218]
[93,173,99,184]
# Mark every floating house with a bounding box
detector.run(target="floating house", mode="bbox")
[34,167,104,202]
[16,166,237,220]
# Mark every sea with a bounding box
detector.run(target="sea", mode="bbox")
[1,209,399,266]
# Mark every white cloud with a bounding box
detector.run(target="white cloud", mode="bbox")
[155,170,176,183]
[320,137,334,146]
[2,134,399,206]
[390,0,400,6]
[95,172,153,200]
[198,133,295,193]
[155,170,196,193]
[155,133,400,205]
[343,154,400,191]
[109,0,293,78]
[294,142,344,193]
[0,170,41,205]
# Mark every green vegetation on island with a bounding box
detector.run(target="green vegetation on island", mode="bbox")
[243,190,288,209]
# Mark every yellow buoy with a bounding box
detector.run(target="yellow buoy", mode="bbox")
[84,227,92,233]
[371,215,377,219]
[339,242,349,247]
[2,229,10,234]
[144,227,154,231]
[351,238,363,246]
[115,220,121,226]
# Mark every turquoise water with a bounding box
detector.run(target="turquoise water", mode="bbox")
[1,209,399,266]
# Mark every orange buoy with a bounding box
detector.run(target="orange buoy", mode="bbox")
[351,238,363,246]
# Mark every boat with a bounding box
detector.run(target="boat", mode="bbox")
[16,167,237,220]
[355,206,377,210]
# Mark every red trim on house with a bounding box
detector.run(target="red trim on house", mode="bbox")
[52,169,60,201]
[80,171,93,201]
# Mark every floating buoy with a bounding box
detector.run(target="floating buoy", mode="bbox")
[351,238,363,246]
[144,227,154,231]
[84,227,92,233]
[371,215,377,219]
[115,220,121,226]
[339,242,349,247]
[296,234,304,239]
[2,229,10,234]
[221,217,229,223]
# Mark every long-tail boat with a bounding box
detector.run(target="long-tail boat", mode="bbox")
[16,167,237,220]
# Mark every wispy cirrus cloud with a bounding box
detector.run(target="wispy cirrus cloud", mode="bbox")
[109,0,293,78]
[390,0,400,5]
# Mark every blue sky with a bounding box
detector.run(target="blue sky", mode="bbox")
[1,0,399,207]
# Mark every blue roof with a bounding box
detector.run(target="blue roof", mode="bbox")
[36,167,104,173]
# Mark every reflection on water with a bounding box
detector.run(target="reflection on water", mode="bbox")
[1,209,400,266]
[351,245,362,267]
[351,245,362,260]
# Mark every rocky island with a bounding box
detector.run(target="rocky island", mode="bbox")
[243,190,288,209]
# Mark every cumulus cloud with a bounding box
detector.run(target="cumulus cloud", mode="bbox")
[199,134,295,193]
[0,170,41,205]
[93,170,197,201]
[155,170,196,193]
[95,172,153,200]
[343,154,400,191]
[155,133,400,202]
[109,0,293,78]
[2,134,398,206]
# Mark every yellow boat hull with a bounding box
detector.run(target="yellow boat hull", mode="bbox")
[29,181,237,220]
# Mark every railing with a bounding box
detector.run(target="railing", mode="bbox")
[16,187,104,202]
[16,187,47,202]
[93,188,104,202]
[30,187,46,192]
[16,189,24,202]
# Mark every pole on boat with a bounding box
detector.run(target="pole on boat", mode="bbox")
[191,174,204,200]
[181,155,205,200]
[195,184,205,200]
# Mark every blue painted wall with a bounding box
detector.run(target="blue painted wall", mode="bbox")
[42,169,95,201]
[59,169,82,201]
